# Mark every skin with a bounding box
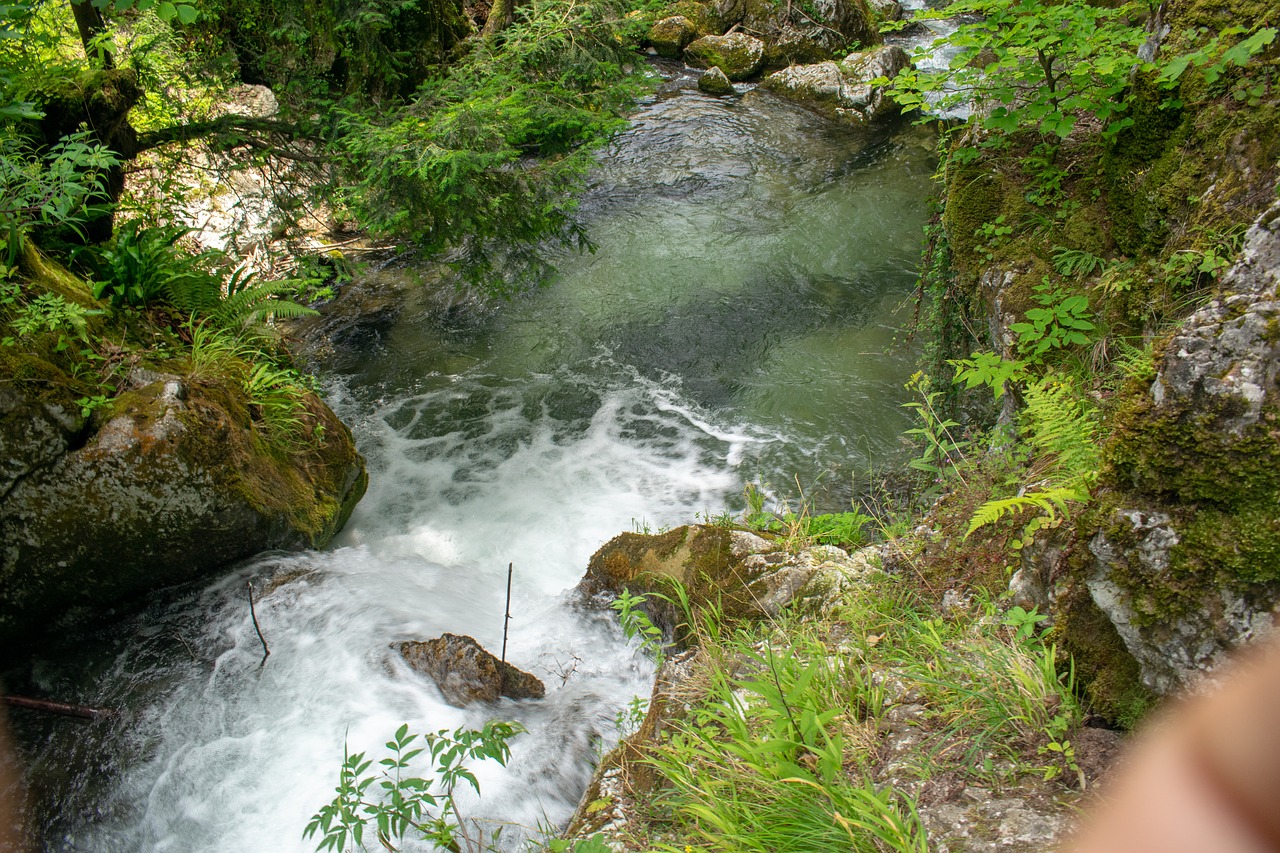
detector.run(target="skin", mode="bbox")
[1063,638,1280,853]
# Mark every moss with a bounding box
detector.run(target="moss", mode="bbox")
[1053,546,1154,728]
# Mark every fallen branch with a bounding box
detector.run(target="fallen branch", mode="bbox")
[0,695,113,722]
[248,580,271,665]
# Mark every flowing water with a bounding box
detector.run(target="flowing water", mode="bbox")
[13,68,937,852]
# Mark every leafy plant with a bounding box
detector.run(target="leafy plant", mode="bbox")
[902,371,968,487]
[0,132,120,262]
[612,588,666,666]
[304,720,524,853]
[1051,246,1108,279]
[1009,280,1095,359]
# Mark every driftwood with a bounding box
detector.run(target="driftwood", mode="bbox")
[1,695,113,722]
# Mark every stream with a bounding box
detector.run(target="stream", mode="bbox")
[13,63,937,852]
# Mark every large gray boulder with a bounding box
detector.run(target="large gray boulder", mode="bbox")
[755,45,911,124]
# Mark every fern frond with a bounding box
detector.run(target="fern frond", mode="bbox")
[1021,374,1100,486]
[213,275,318,328]
[965,485,1089,538]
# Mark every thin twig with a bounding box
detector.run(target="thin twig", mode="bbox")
[500,563,513,665]
[247,580,270,665]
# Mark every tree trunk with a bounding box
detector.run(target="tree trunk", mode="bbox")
[69,0,113,68]
[481,0,516,36]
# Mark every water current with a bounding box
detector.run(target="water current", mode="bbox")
[15,61,938,852]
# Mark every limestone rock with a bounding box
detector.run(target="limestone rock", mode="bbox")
[684,33,765,81]
[397,633,545,706]
[649,15,698,57]
[578,525,876,639]
[755,45,911,124]
[1087,201,1280,693]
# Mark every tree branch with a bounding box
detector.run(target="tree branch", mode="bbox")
[135,115,324,162]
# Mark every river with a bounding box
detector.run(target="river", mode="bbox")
[14,64,936,852]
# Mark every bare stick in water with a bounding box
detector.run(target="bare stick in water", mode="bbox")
[501,562,513,664]
[0,695,113,722]
[248,580,270,664]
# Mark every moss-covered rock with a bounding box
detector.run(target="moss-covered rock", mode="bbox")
[648,15,699,57]
[717,0,879,68]
[0,249,367,648]
[1085,203,1280,694]
[697,66,736,96]
[0,368,366,646]
[684,33,766,81]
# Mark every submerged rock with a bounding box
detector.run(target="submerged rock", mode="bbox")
[697,66,736,96]
[397,633,545,707]
[755,45,911,124]
[684,33,766,81]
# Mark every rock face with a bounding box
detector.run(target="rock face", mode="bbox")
[0,368,367,646]
[683,33,766,81]
[755,45,911,124]
[397,633,545,706]
[1087,202,1280,694]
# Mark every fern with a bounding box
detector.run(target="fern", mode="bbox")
[212,267,318,328]
[1051,246,1108,279]
[965,485,1087,537]
[966,373,1100,541]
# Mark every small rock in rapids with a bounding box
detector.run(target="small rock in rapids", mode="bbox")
[396,633,545,707]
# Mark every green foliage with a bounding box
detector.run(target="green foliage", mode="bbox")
[612,588,666,666]
[1051,246,1108,279]
[0,133,119,263]
[886,0,1150,139]
[88,222,216,309]
[1008,280,1095,358]
[902,371,968,487]
[335,0,650,290]
[304,720,524,853]
[649,619,928,853]
[886,0,1275,140]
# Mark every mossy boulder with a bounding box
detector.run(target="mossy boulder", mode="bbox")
[754,45,910,125]
[697,66,736,96]
[1085,202,1280,694]
[648,15,699,57]
[577,525,877,641]
[0,367,366,647]
[684,33,766,81]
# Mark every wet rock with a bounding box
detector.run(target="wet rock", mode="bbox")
[697,66,736,96]
[684,33,765,81]
[755,45,911,124]
[397,633,545,707]
[649,15,698,57]
[0,372,366,646]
